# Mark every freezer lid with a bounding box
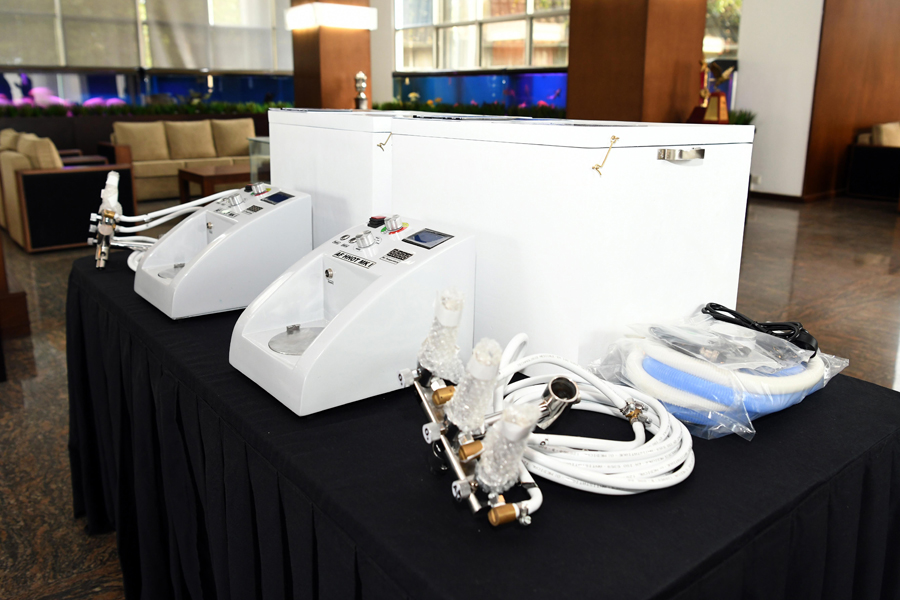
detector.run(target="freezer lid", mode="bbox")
[268,108,395,132]
[268,108,532,133]
[389,116,755,148]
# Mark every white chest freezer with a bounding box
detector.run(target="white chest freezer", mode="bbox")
[269,109,532,249]
[269,109,396,248]
[390,118,755,366]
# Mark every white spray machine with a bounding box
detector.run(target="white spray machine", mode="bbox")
[229,214,475,416]
[133,184,312,319]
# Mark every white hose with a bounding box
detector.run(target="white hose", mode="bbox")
[640,341,825,395]
[115,189,236,223]
[116,205,204,233]
[494,335,694,495]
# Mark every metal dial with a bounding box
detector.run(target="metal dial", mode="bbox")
[385,214,403,232]
[356,229,376,248]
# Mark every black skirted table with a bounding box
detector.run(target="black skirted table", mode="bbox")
[67,253,900,600]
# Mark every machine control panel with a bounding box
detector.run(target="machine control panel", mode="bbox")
[326,216,458,269]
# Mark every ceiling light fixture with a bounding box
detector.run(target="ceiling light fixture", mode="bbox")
[285,3,378,30]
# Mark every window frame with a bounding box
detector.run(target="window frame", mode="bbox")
[394,0,569,73]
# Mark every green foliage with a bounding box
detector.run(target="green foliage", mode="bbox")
[707,0,741,37]
[729,109,756,125]
[0,101,291,118]
[373,101,566,119]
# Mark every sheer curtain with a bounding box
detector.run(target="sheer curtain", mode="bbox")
[0,0,61,66]
[61,0,140,67]
[0,0,291,71]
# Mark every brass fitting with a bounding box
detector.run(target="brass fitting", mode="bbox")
[432,386,456,406]
[488,504,518,527]
[458,440,483,462]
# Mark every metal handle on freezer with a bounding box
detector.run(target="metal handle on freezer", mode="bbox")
[657,148,705,161]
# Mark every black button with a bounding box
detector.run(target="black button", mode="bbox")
[367,216,386,227]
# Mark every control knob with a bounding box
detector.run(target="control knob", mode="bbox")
[385,214,403,232]
[356,229,376,248]
[224,193,243,208]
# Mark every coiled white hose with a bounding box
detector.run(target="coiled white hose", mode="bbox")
[493,334,695,495]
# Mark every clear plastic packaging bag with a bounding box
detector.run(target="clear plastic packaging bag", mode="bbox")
[591,308,849,440]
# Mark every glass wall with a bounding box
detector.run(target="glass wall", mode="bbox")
[393,71,566,109]
[704,0,740,61]
[0,70,294,106]
[395,0,570,71]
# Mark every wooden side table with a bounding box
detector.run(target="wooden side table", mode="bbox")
[178,164,252,204]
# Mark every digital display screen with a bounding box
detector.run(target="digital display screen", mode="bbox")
[262,192,293,204]
[403,228,453,250]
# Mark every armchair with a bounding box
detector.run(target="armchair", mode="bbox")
[1,148,136,252]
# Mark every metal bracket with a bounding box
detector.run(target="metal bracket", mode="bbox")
[376,132,392,152]
[592,135,620,176]
[657,148,705,161]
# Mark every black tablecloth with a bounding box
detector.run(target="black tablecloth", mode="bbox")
[67,253,900,600]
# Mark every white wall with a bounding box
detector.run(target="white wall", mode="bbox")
[369,0,395,104]
[736,0,824,197]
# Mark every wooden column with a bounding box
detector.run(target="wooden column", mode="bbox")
[292,0,372,109]
[566,0,706,123]
[0,237,30,339]
[802,0,900,200]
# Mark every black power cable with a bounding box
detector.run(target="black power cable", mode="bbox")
[701,303,819,357]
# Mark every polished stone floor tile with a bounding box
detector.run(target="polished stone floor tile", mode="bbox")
[0,200,178,599]
[1,195,899,597]
[737,196,900,388]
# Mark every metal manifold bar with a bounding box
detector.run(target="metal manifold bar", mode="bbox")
[412,372,541,527]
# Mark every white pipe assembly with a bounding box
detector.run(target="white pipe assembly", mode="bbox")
[88,177,270,270]
[405,290,695,528]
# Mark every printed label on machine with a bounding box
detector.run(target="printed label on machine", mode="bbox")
[380,248,414,265]
[333,251,375,269]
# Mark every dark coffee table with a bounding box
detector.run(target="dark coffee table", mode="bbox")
[178,164,252,203]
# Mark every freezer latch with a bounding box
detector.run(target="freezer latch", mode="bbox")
[658,148,705,161]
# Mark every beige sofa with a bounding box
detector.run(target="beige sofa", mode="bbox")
[104,118,254,201]
[856,121,900,146]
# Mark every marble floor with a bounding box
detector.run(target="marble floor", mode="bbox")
[1,195,899,598]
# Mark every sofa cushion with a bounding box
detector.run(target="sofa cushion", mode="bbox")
[183,157,233,170]
[0,128,19,151]
[211,118,255,157]
[165,120,217,160]
[230,156,250,166]
[132,159,186,178]
[135,176,181,202]
[873,122,900,147]
[1,151,34,246]
[20,137,63,170]
[114,122,170,161]
[16,133,39,160]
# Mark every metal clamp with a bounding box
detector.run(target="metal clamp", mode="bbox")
[620,400,650,426]
[592,135,619,176]
[657,148,705,161]
[376,132,392,152]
